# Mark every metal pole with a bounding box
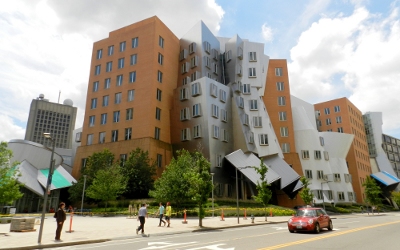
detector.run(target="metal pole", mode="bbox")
[38,137,55,244]
[211,173,214,218]
[236,168,239,224]
[80,175,87,215]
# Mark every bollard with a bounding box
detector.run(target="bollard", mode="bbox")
[66,211,74,233]
[182,209,188,224]
[251,214,255,223]
[243,208,247,220]
[220,208,225,221]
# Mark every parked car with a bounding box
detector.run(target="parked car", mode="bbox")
[287,207,333,233]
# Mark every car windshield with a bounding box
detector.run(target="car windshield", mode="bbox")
[296,209,317,217]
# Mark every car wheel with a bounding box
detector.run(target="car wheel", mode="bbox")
[289,230,294,233]
[328,220,333,231]
[314,223,320,234]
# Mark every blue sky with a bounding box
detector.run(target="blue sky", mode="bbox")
[0,0,399,141]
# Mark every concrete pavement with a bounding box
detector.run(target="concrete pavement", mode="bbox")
[0,212,383,250]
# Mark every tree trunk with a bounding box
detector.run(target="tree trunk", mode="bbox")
[264,206,267,221]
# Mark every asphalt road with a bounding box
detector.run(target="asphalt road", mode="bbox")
[50,213,400,250]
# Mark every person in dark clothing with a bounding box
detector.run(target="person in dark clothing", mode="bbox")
[55,202,66,241]
[136,204,148,234]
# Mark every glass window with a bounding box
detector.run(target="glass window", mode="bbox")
[192,103,201,117]
[99,132,106,144]
[276,82,284,91]
[96,49,102,59]
[181,128,190,141]
[324,108,330,115]
[282,143,290,153]
[108,45,114,56]
[157,154,162,168]
[159,36,164,48]
[127,90,135,102]
[249,68,256,77]
[305,170,313,179]
[115,92,122,104]
[154,127,160,140]
[192,82,201,96]
[211,104,219,118]
[87,134,93,145]
[314,150,322,159]
[126,108,133,120]
[104,78,111,89]
[132,37,138,48]
[125,127,132,140]
[91,98,97,109]
[113,111,120,123]
[129,71,136,83]
[334,105,341,112]
[156,89,162,101]
[102,95,109,107]
[130,54,137,65]
[155,107,161,120]
[95,65,101,75]
[157,71,163,83]
[278,96,286,106]
[106,61,112,72]
[118,58,124,69]
[275,67,283,76]
[280,127,289,137]
[116,75,123,86]
[220,89,227,103]
[259,134,269,145]
[89,115,95,127]
[111,130,118,142]
[302,150,310,159]
[193,125,201,138]
[158,53,164,65]
[119,41,126,52]
[249,52,257,61]
[249,100,258,110]
[93,81,99,92]
[100,113,107,125]
[212,125,219,139]
[279,111,287,121]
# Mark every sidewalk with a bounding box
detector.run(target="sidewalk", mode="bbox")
[0,214,291,250]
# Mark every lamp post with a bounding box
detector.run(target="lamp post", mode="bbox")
[236,166,252,224]
[38,133,56,244]
[211,173,215,218]
[80,175,87,215]
[321,180,333,211]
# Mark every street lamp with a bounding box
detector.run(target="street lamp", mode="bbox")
[211,173,215,218]
[80,175,87,215]
[321,180,333,211]
[38,132,56,244]
[236,166,252,224]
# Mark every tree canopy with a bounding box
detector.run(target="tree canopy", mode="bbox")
[252,159,272,221]
[298,176,314,206]
[0,142,23,205]
[362,176,382,207]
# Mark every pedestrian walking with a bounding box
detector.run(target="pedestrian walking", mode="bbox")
[136,204,148,234]
[54,202,66,241]
[165,202,172,227]
[157,202,166,227]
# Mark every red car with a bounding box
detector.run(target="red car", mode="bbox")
[287,207,333,233]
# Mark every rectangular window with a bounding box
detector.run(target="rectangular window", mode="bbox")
[338,127,344,133]
[106,61,112,72]
[87,134,93,145]
[181,128,190,141]
[115,92,122,104]
[238,96,244,108]
[95,65,101,75]
[211,104,219,118]
[159,36,164,48]
[91,98,97,109]
[126,108,133,120]
[93,81,99,92]
[190,56,198,68]
[220,89,227,103]
[111,130,118,142]
[324,151,329,160]
[129,71,136,83]
[259,134,269,145]
[344,174,351,183]
[212,62,218,74]
[253,116,262,127]
[156,89,162,101]
[192,103,201,117]
[334,173,341,182]
[191,82,201,96]
[348,192,353,201]
[237,47,243,59]
[249,100,258,110]
[118,58,124,69]
[212,49,218,60]
[305,170,313,179]
[102,95,109,107]
[204,56,211,68]
[204,41,211,54]
[210,83,218,97]
[108,45,114,56]
[130,54,137,65]
[127,89,135,102]
[249,52,257,61]
[243,114,249,126]
[180,107,190,121]
[249,132,254,144]
[116,75,123,86]
[180,88,188,101]
[242,83,251,94]
[278,96,286,106]
[89,115,95,127]
[275,67,283,76]
[317,170,324,180]
[334,105,341,112]
[282,143,290,153]
[225,50,232,62]
[99,132,106,144]
[221,109,228,122]
[276,82,284,91]
[279,111,287,121]
[317,190,323,200]
[113,111,120,123]
[100,113,107,125]
[154,127,160,140]
[119,41,126,52]
[96,49,102,59]
[336,116,342,123]
[280,127,289,137]
[326,118,331,125]
[155,107,161,120]
[212,125,219,139]
[190,71,200,82]
[125,127,132,140]
[324,108,330,115]
[132,37,138,48]
[320,136,324,146]
[328,191,333,200]
[216,155,223,167]
[193,125,202,138]
[182,76,190,85]
[158,53,164,65]
[157,154,162,168]
[104,78,111,89]
[315,150,322,159]
[180,49,188,61]
[222,129,229,142]
[189,42,196,54]
[249,68,256,77]
[338,192,345,201]
[302,150,310,159]
[157,71,163,83]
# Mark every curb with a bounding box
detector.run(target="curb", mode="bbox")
[1,239,110,250]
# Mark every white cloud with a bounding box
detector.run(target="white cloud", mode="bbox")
[261,23,273,42]
[0,115,25,142]
[289,5,400,136]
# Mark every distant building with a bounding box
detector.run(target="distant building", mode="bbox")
[25,94,77,149]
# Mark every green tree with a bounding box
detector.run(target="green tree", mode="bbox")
[0,142,23,205]
[252,159,272,221]
[391,191,400,208]
[298,176,314,206]
[120,148,156,199]
[362,176,382,209]
[85,164,127,211]
[68,176,85,203]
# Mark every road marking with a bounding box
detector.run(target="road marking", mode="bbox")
[139,241,197,249]
[271,227,288,230]
[258,220,400,250]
